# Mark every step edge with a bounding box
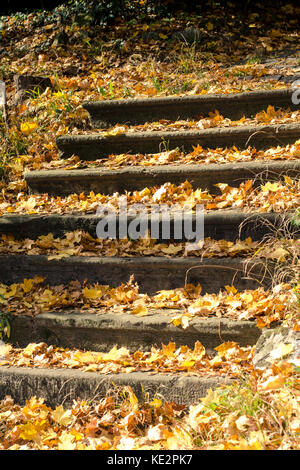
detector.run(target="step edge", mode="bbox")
[24,160,300,181]
[82,88,295,110]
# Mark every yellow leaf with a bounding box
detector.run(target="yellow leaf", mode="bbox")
[215,342,245,360]
[225,285,238,294]
[206,22,214,31]
[19,422,39,441]
[150,398,163,408]
[58,431,76,450]
[171,316,182,327]
[3,284,18,298]
[73,350,97,364]
[193,341,206,359]
[126,386,139,411]
[20,122,38,135]
[284,175,293,185]
[19,196,37,213]
[171,314,189,328]
[265,247,289,261]
[52,406,73,426]
[47,254,70,260]
[70,429,84,441]
[139,187,150,197]
[83,286,105,300]
[162,342,176,356]
[181,360,195,368]
[101,345,129,362]
[23,343,46,357]
[261,182,280,192]
[161,244,183,255]
[22,278,35,293]
[131,304,149,316]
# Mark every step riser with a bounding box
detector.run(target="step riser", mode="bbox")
[0,212,295,242]
[26,162,300,197]
[83,89,298,128]
[0,256,273,294]
[10,314,261,353]
[56,124,300,160]
[0,367,231,407]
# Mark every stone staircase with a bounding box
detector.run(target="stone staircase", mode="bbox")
[0,89,299,407]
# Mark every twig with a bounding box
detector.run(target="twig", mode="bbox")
[184,263,264,287]
[245,129,285,148]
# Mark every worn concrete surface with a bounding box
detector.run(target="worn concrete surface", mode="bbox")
[0,255,274,293]
[25,161,300,196]
[0,366,232,407]
[0,211,296,241]
[10,312,262,352]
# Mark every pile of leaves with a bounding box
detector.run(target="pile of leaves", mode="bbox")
[0,360,299,450]
[1,177,299,215]
[0,276,298,329]
[35,142,300,171]
[0,340,253,376]
[0,231,298,261]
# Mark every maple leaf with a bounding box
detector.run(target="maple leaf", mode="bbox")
[162,342,176,357]
[22,278,35,293]
[19,422,39,441]
[52,406,73,426]
[83,286,105,300]
[264,247,289,261]
[215,342,248,360]
[131,304,148,316]
[261,182,280,192]
[23,343,47,357]
[101,345,130,362]
[161,244,183,255]
[57,431,76,450]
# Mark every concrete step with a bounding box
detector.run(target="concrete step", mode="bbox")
[0,365,232,407]
[0,255,274,294]
[83,89,298,128]
[10,311,261,354]
[25,160,300,197]
[0,211,295,242]
[56,123,300,160]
